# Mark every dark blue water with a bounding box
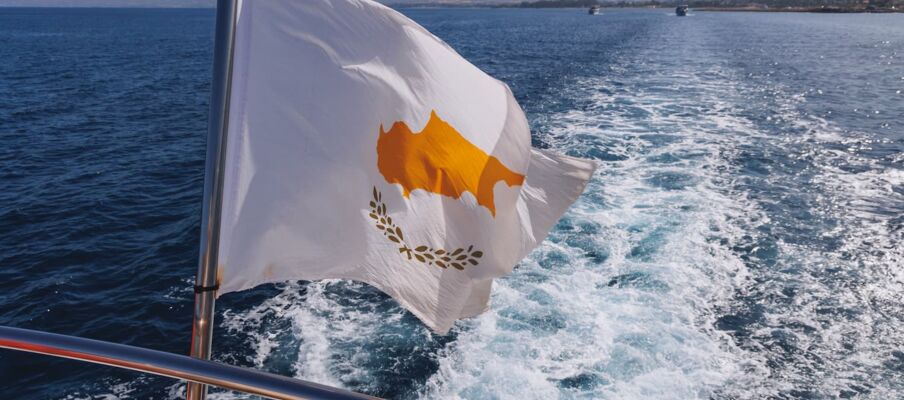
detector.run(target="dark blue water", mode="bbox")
[1,7,902,399]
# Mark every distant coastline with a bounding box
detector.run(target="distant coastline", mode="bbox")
[693,6,902,12]
[391,0,903,12]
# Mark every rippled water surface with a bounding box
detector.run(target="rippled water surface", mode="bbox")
[1,7,902,400]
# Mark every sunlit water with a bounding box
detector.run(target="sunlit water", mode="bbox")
[1,7,902,400]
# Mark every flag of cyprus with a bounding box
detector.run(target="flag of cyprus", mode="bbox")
[218,0,597,334]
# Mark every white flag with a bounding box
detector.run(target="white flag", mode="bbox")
[218,0,597,333]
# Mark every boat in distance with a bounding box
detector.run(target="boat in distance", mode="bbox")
[676,4,689,15]
[589,5,601,14]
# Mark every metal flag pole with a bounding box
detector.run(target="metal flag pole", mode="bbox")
[187,0,238,399]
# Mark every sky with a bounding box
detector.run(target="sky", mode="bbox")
[0,0,523,7]
[0,0,217,7]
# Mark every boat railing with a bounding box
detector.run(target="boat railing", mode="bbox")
[0,325,379,400]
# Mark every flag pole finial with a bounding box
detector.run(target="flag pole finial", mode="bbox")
[187,0,238,399]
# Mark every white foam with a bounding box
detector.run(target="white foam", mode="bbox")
[417,67,768,398]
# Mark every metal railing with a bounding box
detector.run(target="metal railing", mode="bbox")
[0,326,379,400]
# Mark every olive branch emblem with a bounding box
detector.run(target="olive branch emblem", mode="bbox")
[368,187,483,270]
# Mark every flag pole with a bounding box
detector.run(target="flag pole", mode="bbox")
[187,0,238,399]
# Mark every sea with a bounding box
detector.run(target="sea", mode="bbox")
[1,6,902,400]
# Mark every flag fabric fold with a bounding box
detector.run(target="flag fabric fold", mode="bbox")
[218,0,597,333]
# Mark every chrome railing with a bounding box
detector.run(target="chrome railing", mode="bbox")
[0,326,379,400]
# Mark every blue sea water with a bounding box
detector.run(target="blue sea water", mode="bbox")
[1,6,903,399]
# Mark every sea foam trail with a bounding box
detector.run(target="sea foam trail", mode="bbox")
[212,54,765,399]
[707,74,904,397]
[419,64,764,398]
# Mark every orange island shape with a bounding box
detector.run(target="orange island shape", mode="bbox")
[377,110,525,217]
